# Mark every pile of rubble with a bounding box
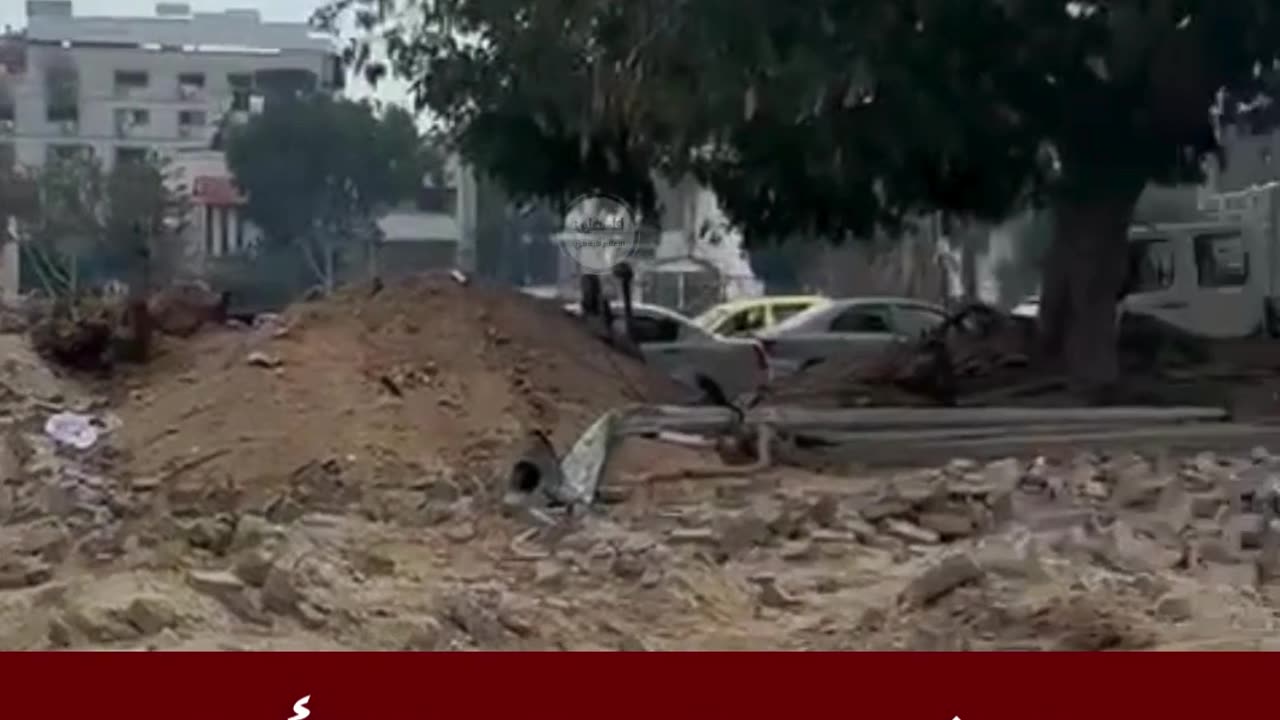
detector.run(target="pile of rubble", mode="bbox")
[1,274,1279,649]
[107,273,683,520]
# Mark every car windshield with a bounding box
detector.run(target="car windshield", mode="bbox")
[693,306,732,330]
[762,303,829,336]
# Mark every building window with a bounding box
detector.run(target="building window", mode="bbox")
[113,70,149,96]
[115,108,150,126]
[178,110,206,127]
[177,72,205,98]
[45,100,78,124]
[1195,232,1249,288]
[228,73,253,111]
[115,147,147,166]
[0,143,14,170]
[46,144,91,164]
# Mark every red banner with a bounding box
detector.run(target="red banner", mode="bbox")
[1,652,1272,719]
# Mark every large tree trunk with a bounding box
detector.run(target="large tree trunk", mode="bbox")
[1039,182,1144,401]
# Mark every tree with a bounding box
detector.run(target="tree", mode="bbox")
[13,151,189,307]
[224,96,435,293]
[324,0,1280,396]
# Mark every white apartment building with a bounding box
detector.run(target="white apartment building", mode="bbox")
[3,1,341,169]
[0,1,477,299]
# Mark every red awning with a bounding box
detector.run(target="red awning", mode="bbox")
[192,176,245,206]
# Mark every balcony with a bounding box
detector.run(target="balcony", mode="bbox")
[0,118,12,136]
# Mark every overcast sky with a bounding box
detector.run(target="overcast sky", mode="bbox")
[1,0,413,110]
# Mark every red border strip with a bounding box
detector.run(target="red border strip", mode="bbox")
[4,652,1273,719]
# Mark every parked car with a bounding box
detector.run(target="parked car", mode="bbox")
[756,297,950,378]
[1011,295,1039,319]
[564,301,769,398]
[694,295,830,338]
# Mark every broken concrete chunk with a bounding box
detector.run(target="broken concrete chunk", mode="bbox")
[188,569,269,625]
[123,596,181,636]
[900,554,983,608]
[1203,562,1259,588]
[0,555,52,590]
[858,496,912,522]
[974,537,1048,581]
[668,527,717,545]
[246,351,283,369]
[1153,595,1193,623]
[749,574,802,609]
[716,514,772,557]
[916,511,976,540]
[882,519,941,545]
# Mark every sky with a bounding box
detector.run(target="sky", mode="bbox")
[1,0,413,110]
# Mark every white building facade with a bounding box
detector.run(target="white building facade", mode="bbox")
[4,1,342,169]
[0,1,477,299]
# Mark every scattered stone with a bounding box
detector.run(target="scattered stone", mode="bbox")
[188,569,269,625]
[882,519,941,545]
[123,595,181,635]
[246,351,283,369]
[901,553,984,608]
[130,475,162,492]
[184,515,236,555]
[808,495,840,528]
[981,457,1023,490]
[858,496,913,523]
[916,511,975,540]
[261,566,303,614]
[1106,522,1183,572]
[1226,513,1265,552]
[233,547,276,588]
[296,602,328,630]
[668,527,717,545]
[780,540,816,561]
[611,553,647,580]
[1153,595,1193,623]
[0,555,52,590]
[10,518,70,562]
[716,514,772,556]
[532,559,566,588]
[1203,562,1259,587]
[61,604,141,644]
[749,574,802,609]
[974,537,1047,581]
[445,521,478,543]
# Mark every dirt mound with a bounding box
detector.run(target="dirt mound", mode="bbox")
[115,273,684,515]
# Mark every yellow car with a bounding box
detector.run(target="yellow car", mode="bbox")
[694,295,830,337]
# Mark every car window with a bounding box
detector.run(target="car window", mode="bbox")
[1194,232,1249,288]
[722,306,768,336]
[829,305,892,333]
[772,302,813,325]
[1129,238,1175,292]
[626,312,682,344]
[895,306,947,337]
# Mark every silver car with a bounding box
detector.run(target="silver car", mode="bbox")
[757,297,950,377]
[565,301,770,398]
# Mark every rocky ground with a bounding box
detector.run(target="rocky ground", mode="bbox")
[1,273,1278,650]
[2,405,1279,649]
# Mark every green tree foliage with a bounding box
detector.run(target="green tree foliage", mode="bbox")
[224,96,436,293]
[15,151,188,304]
[322,0,1280,393]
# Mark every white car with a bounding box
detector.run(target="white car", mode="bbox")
[1011,296,1039,319]
[565,301,770,398]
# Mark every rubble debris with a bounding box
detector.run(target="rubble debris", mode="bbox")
[115,273,683,510]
